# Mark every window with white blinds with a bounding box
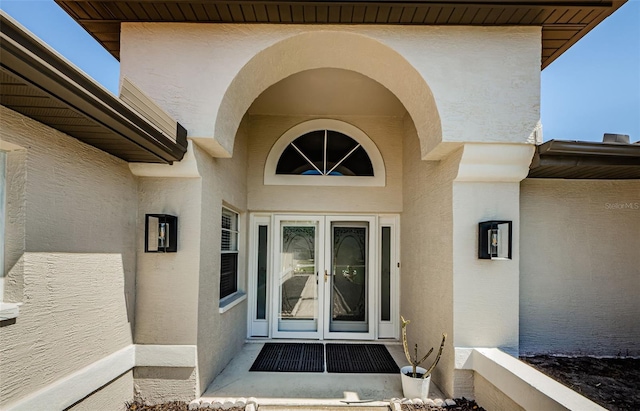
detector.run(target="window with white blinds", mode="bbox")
[220,208,239,299]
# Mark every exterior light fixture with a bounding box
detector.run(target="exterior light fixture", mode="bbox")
[478,220,512,260]
[145,214,178,253]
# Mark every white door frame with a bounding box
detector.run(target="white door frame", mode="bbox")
[271,215,325,339]
[248,213,399,340]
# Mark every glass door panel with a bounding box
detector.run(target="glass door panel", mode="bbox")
[323,215,375,340]
[275,218,321,335]
[329,223,369,333]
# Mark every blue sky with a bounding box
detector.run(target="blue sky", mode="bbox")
[1,0,639,143]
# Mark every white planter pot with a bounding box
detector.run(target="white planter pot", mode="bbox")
[400,365,431,400]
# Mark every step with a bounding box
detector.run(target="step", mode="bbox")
[190,398,390,411]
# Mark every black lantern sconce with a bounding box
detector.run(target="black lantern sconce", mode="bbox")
[478,220,512,260]
[145,214,178,253]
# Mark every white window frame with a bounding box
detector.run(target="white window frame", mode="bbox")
[377,214,400,339]
[0,148,20,321]
[264,119,386,187]
[219,206,246,313]
[247,214,271,337]
[0,151,6,301]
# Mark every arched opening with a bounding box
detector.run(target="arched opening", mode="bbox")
[214,30,441,160]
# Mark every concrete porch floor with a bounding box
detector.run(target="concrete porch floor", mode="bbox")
[200,342,446,407]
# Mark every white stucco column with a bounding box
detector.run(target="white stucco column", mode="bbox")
[451,143,534,396]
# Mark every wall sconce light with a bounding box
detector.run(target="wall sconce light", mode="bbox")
[145,214,178,253]
[478,220,512,260]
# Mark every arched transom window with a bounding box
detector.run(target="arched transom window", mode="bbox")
[265,119,385,187]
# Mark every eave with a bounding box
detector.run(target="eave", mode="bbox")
[0,12,188,164]
[528,140,640,179]
[54,0,626,69]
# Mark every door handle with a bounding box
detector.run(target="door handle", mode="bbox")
[324,269,330,283]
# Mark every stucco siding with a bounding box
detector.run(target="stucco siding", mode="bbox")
[133,367,198,405]
[473,373,525,411]
[68,371,133,411]
[119,24,540,159]
[520,179,640,356]
[0,106,136,408]
[195,118,249,392]
[401,117,457,396]
[247,115,403,213]
[135,176,202,345]
[452,181,521,353]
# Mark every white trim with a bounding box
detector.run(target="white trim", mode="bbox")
[323,215,376,340]
[219,291,247,313]
[0,150,6,305]
[455,143,535,183]
[248,214,271,337]
[455,348,607,411]
[220,206,241,303]
[377,215,400,339]
[3,344,198,411]
[264,119,386,187]
[4,345,136,411]
[271,215,325,339]
[0,301,20,321]
[135,344,197,367]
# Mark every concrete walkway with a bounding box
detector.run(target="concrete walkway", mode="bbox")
[200,342,445,407]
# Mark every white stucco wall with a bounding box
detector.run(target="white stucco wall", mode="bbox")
[194,118,249,392]
[520,179,640,356]
[247,115,403,212]
[119,23,540,160]
[0,107,136,408]
[135,177,202,345]
[401,117,458,396]
[452,181,521,353]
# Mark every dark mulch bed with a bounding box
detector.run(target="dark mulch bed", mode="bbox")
[126,401,188,411]
[401,398,485,411]
[125,398,485,411]
[521,355,640,411]
[126,401,247,411]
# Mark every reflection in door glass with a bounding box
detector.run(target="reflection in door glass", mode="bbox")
[381,226,391,321]
[280,226,317,321]
[256,225,268,320]
[331,225,367,332]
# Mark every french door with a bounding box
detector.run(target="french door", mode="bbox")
[248,214,399,340]
[271,215,375,339]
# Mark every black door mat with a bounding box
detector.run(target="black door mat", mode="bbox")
[250,343,325,372]
[326,344,399,373]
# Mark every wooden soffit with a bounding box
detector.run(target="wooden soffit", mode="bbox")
[54,0,626,69]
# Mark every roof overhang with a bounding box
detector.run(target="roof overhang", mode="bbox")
[528,139,640,179]
[54,0,626,69]
[0,12,188,164]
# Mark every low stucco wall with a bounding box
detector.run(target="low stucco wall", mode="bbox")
[69,371,133,411]
[520,179,640,356]
[474,373,525,411]
[401,117,457,396]
[247,114,403,213]
[134,367,198,405]
[0,106,136,408]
